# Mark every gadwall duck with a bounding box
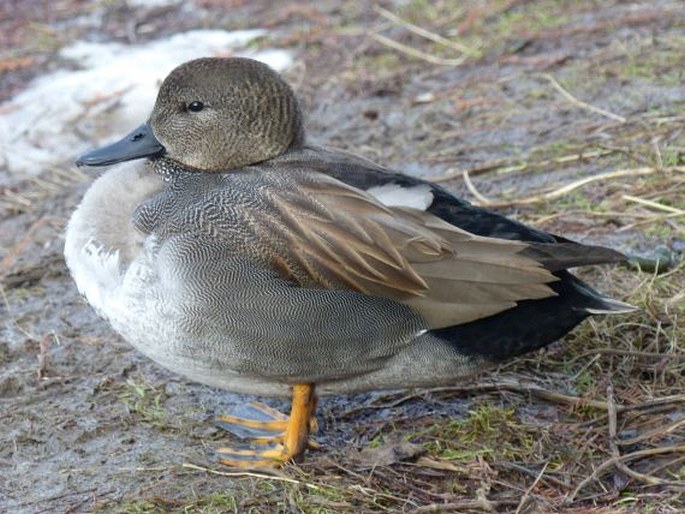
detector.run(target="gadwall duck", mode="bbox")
[65,57,634,466]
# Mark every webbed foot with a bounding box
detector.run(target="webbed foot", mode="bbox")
[214,384,318,467]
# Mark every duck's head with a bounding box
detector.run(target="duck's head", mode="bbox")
[77,57,304,172]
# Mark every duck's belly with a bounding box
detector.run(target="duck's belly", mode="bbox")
[65,233,292,396]
[66,234,482,396]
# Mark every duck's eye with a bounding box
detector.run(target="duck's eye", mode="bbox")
[188,101,204,112]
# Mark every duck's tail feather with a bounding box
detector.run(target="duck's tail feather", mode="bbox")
[433,271,635,362]
[524,241,627,271]
[583,296,637,314]
[567,274,637,314]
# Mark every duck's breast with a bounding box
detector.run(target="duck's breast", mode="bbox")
[64,162,165,323]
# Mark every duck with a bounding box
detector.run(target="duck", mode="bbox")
[65,57,635,467]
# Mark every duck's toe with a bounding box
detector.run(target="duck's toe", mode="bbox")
[215,444,290,468]
[216,402,289,440]
[214,384,319,468]
[216,440,318,467]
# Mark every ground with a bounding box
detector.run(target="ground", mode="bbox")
[1,1,684,512]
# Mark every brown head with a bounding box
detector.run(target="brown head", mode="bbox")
[76,57,305,171]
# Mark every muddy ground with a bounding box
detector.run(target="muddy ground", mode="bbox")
[1,1,684,513]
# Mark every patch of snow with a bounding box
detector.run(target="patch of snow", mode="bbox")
[0,30,292,177]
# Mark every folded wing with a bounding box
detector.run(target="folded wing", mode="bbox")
[244,171,562,329]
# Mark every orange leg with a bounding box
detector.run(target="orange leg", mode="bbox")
[282,384,316,458]
[216,384,318,467]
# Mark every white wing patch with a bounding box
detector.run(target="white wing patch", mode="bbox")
[366,183,434,211]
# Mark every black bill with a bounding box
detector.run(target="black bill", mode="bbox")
[76,122,165,167]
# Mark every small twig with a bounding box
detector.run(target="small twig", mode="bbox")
[371,33,468,66]
[514,461,549,514]
[596,142,654,167]
[462,170,493,204]
[620,395,685,413]
[495,461,569,489]
[374,6,480,57]
[434,379,685,415]
[427,149,616,183]
[37,333,52,379]
[647,455,685,478]
[617,211,685,232]
[410,499,511,513]
[570,348,685,363]
[541,73,626,123]
[411,457,470,473]
[427,159,512,182]
[431,378,615,411]
[666,290,685,309]
[605,384,661,486]
[181,462,319,488]
[465,167,680,208]
[622,194,685,215]
[566,445,685,504]
[342,377,615,418]
[618,418,685,447]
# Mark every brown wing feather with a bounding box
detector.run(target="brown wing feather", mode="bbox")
[253,175,431,297]
[250,171,558,328]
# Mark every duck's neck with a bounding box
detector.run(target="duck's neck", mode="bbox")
[149,157,204,179]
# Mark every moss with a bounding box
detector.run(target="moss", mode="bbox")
[415,404,539,463]
[119,377,170,429]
